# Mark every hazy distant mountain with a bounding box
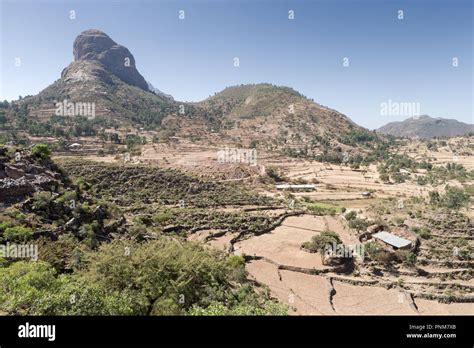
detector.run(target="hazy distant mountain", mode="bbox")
[376,115,474,139]
[146,81,174,101]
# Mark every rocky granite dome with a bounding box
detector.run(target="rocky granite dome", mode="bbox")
[20,30,175,124]
[62,29,148,91]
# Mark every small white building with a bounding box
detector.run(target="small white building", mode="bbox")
[68,143,82,149]
[275,184,316,191]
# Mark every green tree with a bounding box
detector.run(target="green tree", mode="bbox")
[31,144,51,160]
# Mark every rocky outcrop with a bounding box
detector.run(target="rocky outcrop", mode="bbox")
[61,29,148,91]
[0,147,63,203]
[0,177,35,200]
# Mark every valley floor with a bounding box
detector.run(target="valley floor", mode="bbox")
[52,141,473,315]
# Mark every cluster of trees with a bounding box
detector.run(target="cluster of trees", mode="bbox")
[364,242,416,266]
[125,134,147,151]
[376,154,434,183]
[429,186,470,210]
[130,110,168,129]
[345,211,370,232]
[416,163,473,186]
[0,239,286,315]
[339,129,377,146]
[2,102,122,138]
[0,145,287,315]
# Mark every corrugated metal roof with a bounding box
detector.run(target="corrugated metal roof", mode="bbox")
[372,231,411,248]
[275,184,315,189]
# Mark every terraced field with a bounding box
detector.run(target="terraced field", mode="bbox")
[51,136,473,316]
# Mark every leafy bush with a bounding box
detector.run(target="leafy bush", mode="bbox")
[379,173,390,182]
[393,217,405,226]
[2,225,33,242]
[187,300,287,316]
[344,210,357,221]
[32,191,52,211]
[0,261,147,315]
[0,237,285,315]
[364,242,399,265]
[443,186,470,209]
[306,202,339,216]
[265,166,284,182]
[348,218,370,232]
[403,251,417,266]
[302,231,341,253]
[429,186,470,210]
[31,144,51,160]
[152,211,174,224]
[418,228,431,239]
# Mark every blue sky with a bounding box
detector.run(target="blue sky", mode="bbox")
[0,0,472,129]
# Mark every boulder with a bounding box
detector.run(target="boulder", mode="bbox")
[0,177,35,201]
[4,164,25,179]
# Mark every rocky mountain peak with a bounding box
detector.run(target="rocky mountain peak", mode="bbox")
[62,29,149,91]
[73,29,117,60]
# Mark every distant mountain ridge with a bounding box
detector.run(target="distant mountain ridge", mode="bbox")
[376,115,474,139]
[146,81,174,101]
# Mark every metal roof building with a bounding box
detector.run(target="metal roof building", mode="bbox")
[275,184,316,190]
[372,231,412,249]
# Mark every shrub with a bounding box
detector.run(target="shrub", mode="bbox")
[429,186,469,210]
[379,173,390,183]
[31,144,51,160]
[365,242,399,264]
[187,300,287,316]
[2,225,33,242]
[0,238,283,315]
[81,239,252,312]
[443,186,469,209]
[302,231,341,253]
[266,166,284,182]
[306,202,339,216]
[344,210,357,221]
[348,218,369,231]
[393,217,405,226]
[0,221,14,232]
[152,211,174,224]
[418,227,431,239]
[406,252,417,265]
[32,191,52,210]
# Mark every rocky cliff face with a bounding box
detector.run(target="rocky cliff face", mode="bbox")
[61,29,148,91]
[23,29,174,123]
